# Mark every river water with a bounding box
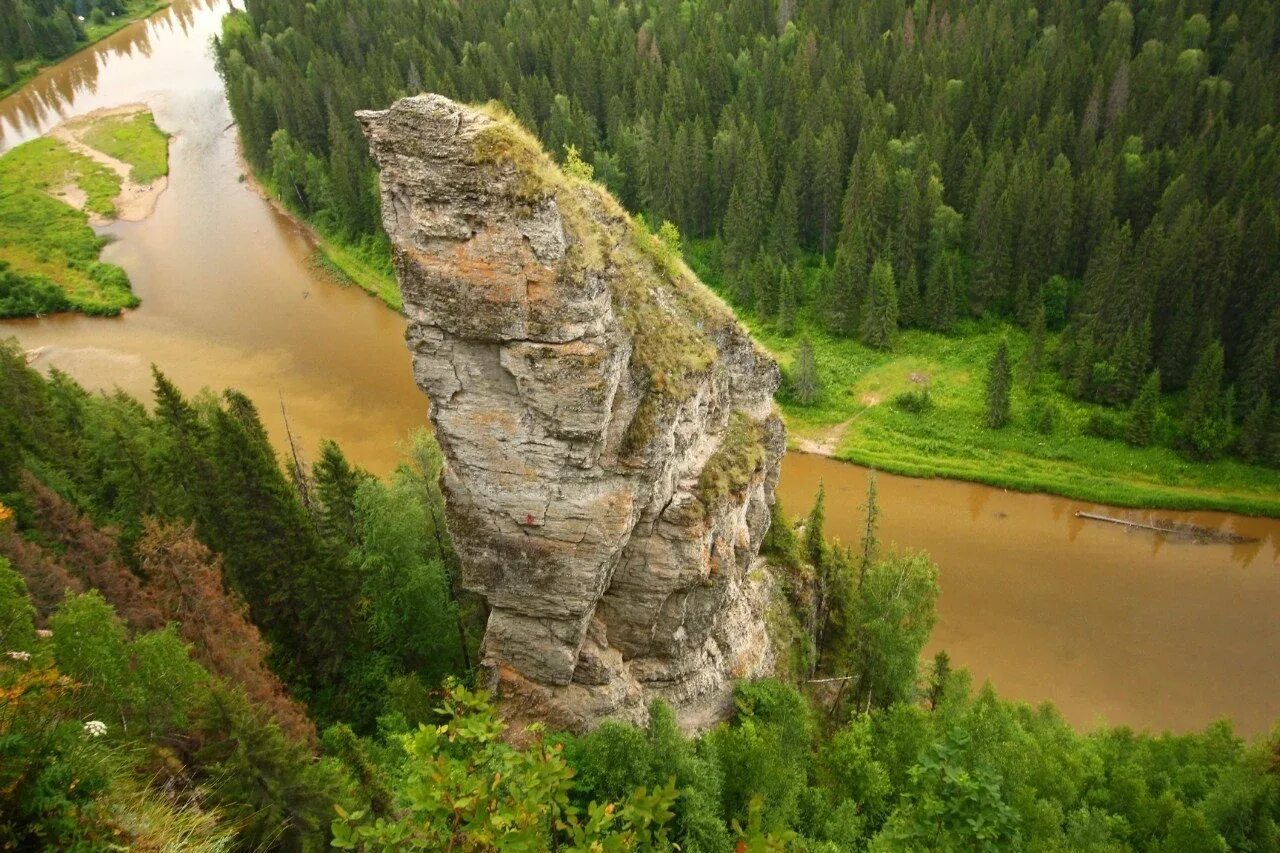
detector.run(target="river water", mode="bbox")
[2,0,1276,736]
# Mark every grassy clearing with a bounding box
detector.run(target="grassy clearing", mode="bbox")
[0,137,136,316]
[686,239,1280,517]
[0,1,169,99]
[79,110,170,184]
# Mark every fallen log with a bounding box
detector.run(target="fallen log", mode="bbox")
[1074,511,1259,545]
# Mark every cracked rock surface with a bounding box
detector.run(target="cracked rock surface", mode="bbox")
[359,94,784,732]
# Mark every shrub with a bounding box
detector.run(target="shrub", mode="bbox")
[892,385,933,414]
[1083,411,1125,440]
[1027,397,1059,434]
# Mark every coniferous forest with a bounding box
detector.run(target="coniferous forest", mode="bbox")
[2,0,1280,848]
[215,0,1280,472]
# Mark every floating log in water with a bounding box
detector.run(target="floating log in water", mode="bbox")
[1074,511,1259,545]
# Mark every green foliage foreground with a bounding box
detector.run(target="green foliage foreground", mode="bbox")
[1,338,1277,851]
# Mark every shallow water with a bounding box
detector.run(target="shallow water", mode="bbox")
[1,0,1276,736]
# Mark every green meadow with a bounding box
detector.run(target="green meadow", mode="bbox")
[687,240,1280,517]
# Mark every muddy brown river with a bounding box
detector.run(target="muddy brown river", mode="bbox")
[2,0,1277,736]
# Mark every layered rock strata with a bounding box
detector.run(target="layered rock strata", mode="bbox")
[359,94,785,731]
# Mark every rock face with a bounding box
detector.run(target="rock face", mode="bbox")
[359,95,785,732]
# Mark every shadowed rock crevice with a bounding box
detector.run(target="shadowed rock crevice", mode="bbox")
[359,94,785,732]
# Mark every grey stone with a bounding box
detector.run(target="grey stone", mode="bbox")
[359,94,784,732]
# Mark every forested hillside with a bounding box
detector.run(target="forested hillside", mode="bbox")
[2,336,1278,849]
[215,0,1280,471]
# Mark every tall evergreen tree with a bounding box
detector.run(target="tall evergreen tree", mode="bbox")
[1181,341,1231,460]
[1237,392,1270,463]
[860,257,898,350]
[1126,370,1161,447]
[777,266,798,336]
[985,340,1013,429]
[791,338,822,405]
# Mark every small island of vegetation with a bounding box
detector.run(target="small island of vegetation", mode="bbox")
[0,105,169,317]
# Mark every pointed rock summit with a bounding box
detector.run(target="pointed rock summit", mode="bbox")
[359,94,784,731]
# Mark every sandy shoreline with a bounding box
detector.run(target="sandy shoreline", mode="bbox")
[46,103,169,223]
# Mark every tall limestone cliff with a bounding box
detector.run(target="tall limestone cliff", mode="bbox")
[358,95,785,731]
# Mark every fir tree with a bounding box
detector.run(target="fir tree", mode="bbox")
[984,340,1012,429]
[791,338,822,405]
[858,471,879,587]
[777,267,798,336]
[803,482,826,573]
[1237,392,1270,463]
[1126,370,1161,447]
[830,221,869,335]
[1022,302,1047,386]
[1181,341,1231,460]
[770,168,800,260]
[860,257,898,350]
[313,440,368,552]
[923,249,960,332]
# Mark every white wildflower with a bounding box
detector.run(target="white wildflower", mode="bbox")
[5,651,30,662]
[84,720,108,738]
[36,629,52,639]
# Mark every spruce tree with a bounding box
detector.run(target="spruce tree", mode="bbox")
[803,481,826,572]
[858,472,879,585]
[1265,404,1280,468]
[721,127,769,270]
[1021,302,1047,386]
[984,340,1012,429]
[770,168,800,260]
[313,440,369,552]
[1237,392,1270,463]
[1126,370,1161,447]
[791,338,822,405]
[831,221,869,335]
[1182,341,1230,459]
[860,257,898,350]
[924,250,960,332]
[777,267,798,336]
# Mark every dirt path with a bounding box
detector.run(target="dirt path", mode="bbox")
[791,392,887,455]
[793,417,854,455]
[48,103,168,223]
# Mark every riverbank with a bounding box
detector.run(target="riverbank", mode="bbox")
[756,320,1280,518]
[0,0,170,100]
[0,105,169,316]
[680,241,1280,518]
[234,154,401,310]
[224,177,1280,516]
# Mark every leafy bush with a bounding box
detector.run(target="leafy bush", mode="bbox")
[1084,410,1125,440]
[331,681,678,850]
[892,385,933,414]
